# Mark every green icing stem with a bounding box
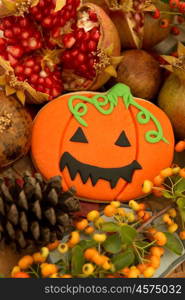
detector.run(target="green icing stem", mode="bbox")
[68,83,168,144]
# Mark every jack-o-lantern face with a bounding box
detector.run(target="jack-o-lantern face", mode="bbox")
[31,84,174,202]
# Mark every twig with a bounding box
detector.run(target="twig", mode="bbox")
[137,204,172,233]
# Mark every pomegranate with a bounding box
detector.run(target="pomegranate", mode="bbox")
[114,49,162,100]
[158,43,185,139]
[87,0,173,49]
[0,0,121,103]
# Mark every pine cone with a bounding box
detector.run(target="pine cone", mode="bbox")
[0,173,80,251]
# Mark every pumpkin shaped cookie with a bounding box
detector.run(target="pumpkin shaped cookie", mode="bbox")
[0,92,32,168]
[31,83,174,202]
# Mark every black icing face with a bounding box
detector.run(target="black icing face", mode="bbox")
[60,127,142,188]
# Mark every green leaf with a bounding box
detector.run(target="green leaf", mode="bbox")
[103,233,122,254]
[71,245,85,275]
[175,191,184,197]
[162,191,173,199]
[177,197,185,210]
[112,249,135,271]
[101,222,120,232]
[174,178,185,193]
[164,232,183,256]
[78,239,97,250]
[120,225,137,245]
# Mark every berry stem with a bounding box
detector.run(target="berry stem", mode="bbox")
[137,204,172,233]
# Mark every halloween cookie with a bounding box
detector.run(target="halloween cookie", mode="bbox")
[31,83,174,202]
[0,92,32,168]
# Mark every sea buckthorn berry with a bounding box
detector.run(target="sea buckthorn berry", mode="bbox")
[75,219,88,231]
[126,212,135,223]
[50,273,59,278]
[47,240,60,251]
[102,261,111,270]
[168,223,178,233]
[142,212,151,222]
[172,166,181,174]
[82,263,95,275]
[149,256,160,269]
[117,207,126,216]
[160,18,169,29]
[41,264,58,277]
[175,140,185,152]
[58,243,69,254]
[142,180,153,194]
[127,268,140,278]
[33,252,46,264]
[68,231,80,246]
[162,213,173,225]
[85,226,95,234]
[40,263,48,269]
[101,255,109,264]
[84,248,98,260]
[18,255,34,270]
[120,267,130,275]
[129,200,140,211]
[13,272,30,278]
[41,247,49,259]
[179,168,185,178]
[92,254,106,266]
[60,274,73,278]
[137,263,148,274]
[111,201,120,208]
[143,267,155,278]
[94,217,105,228]
[168,208,177,218]
[104,205,116,217]
[160,167,173,178]
[138,203,146,211]
[137,210,145,219]
[169,0,179,8]
[11,266,21,278]
[153,175,164,186]
[147,227,157,235]
[150,246,163,257]
[159,247,165,256]
[87,210,100,222]
[154,232,167,246]
[93,233,106,243]
[179,231,185,240]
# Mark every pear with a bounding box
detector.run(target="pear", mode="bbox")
[158,43,185,139]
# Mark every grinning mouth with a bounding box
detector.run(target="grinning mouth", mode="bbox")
[60,152,142,189]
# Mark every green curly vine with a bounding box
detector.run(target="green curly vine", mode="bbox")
[68,83,168,144]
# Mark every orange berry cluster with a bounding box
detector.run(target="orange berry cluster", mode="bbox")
[162,209,179,233]
[147,228,167,246]
[129,200,150,223]
[11,198,170,278]
[142,165,185,197]
[119,246,164,278]
[11,243,60,278]
[84,248,111,271]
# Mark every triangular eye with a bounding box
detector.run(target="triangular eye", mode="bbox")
[70,127,88,143]
[115,131,131,147]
